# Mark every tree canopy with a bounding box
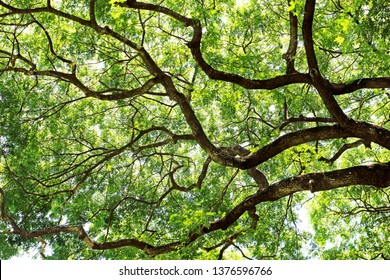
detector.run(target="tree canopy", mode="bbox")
[0,0,389,260]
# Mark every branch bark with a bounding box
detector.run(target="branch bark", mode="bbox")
[204,162,390,232]
[283,0,299,74]
[118,0,313,89]
[2,162,389,257]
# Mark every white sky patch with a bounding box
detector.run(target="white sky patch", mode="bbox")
[236,0,251,7]
[84,60,105,72]
[297,205,314,234]
[10,250,39,260]
[90,124,102,137]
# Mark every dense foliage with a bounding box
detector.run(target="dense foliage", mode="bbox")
[0,0,389,260]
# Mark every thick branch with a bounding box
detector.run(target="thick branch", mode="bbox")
[236,125,351,169]
[2,161,389,257]
[302,0,319,71]
[302,0,356,126]
[331,77,390,95]
[204,162,390,232]
[295,0,390,151]
[283,0,299,74]
[118,0,312,89]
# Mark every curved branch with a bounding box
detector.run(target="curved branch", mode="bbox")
[302,0,319,72]
[331,77,390,95]
[302,0,349,124]
[0,187,181,256]
[1,66,162,100]
[320,139,370,165]
[0,1,92,28]
[32,17,76,73]
[118,0,313,89]
[300,0,390,151]
[204,162,390,232]
[3,163,389,257]
[237,125,351,169]
[280,116,336,130]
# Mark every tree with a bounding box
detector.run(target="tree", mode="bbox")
[0,0,389,260]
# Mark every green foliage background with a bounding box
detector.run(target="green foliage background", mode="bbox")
[0,0,389,259]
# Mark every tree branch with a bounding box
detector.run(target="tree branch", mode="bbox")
[283,0,299,74]
[237,125,351,169]
[331,77,390,95]
[2,160,389,257]
[320,139,370,165]
[203,162,390,232]
[118,0,312,89]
